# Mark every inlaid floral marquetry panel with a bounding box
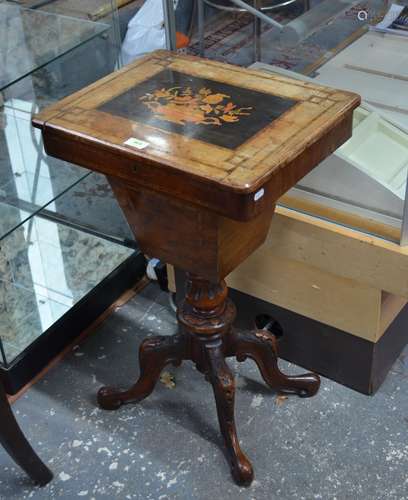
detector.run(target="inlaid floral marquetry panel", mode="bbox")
[99,69,297,149]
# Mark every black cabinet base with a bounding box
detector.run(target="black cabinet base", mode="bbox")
[229,288,408,395]
[1,252,146,395]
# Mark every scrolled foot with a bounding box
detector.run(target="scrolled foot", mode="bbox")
[295,373,320,398]
[97,334,186,410]
[97,386,124,410]
[230,453,254,487]
[230,329,321,398]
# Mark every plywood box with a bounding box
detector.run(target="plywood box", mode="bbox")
[226,248,405,343]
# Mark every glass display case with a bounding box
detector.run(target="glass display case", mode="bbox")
[168,0,408,244]
[0,0,125,239]
[0,0,145,391]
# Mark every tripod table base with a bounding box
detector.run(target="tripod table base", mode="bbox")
[97,275,320,486]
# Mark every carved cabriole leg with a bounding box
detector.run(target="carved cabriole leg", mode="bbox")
[228,329,320,397]
[203,337,253,486]
[97,334,186,410]
[178,274,254,486]
[0,382,53,486]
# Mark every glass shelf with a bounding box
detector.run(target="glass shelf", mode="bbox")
[0,0,123,240]
[0,3,110,91]
[0,104,89,240]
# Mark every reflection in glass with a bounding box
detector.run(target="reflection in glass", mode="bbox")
[0,102,88,239]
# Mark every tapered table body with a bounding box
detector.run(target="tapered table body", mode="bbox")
[33,51,360,486]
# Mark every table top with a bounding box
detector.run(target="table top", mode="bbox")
[0,3,109,91]
[34,51,360,218]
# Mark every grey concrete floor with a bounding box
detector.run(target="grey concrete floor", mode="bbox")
[2,282,408,499]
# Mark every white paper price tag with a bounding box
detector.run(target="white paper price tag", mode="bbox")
[124,137,149,149]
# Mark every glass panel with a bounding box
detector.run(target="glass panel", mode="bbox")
[0,203,31,241]
[0,3,110,91]
[0,213,134,365]
[251,63,407,242]
[2,1,120,111]
[0,0,140,365]
[170,0,408,243]
[44,172,134,243]
[0,0,131,242]
[187,0,315,64]
[0,104,88,240]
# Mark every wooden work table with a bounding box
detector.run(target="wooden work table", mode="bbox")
[33,50,359,486]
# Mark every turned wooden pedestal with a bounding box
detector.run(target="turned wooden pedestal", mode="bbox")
[34,50,360,486]
[95,187,319,485]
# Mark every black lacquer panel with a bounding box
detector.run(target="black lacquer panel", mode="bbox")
[99,69,297,149]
